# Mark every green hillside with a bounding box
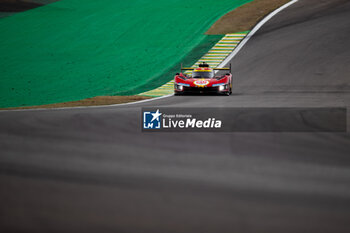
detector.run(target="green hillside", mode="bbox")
[0,0,251,107]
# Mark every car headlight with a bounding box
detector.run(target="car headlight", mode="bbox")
[213,83,227,91]
[175,84,183,90]
[175,82,189,90]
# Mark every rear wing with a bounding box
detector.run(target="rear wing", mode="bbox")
[181,63,231,73]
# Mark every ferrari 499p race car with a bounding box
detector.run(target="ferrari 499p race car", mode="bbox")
[174,62,232,95]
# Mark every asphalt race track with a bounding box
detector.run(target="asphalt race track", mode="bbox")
[1,0,350,232]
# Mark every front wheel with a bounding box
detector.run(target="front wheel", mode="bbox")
[226,86,232,96]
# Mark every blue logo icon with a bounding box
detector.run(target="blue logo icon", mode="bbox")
[143,109,162,129]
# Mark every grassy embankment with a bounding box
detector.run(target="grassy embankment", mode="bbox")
[0,0,251,109]
[1,0,291,109]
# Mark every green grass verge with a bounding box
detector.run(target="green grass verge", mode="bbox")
[0,0,251,108]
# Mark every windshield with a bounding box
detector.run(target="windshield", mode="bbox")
[192,71,214,79]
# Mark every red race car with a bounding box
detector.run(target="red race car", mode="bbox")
[174,62,232,95]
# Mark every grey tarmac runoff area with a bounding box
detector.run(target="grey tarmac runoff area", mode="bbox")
[1,0,350,232]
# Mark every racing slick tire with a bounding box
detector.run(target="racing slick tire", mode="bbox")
[225,86,232,96]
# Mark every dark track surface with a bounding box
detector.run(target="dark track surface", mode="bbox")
[1,0,350,232]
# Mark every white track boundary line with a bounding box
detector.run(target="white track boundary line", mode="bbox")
[0,0,298,112]
[217,0,298,68]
